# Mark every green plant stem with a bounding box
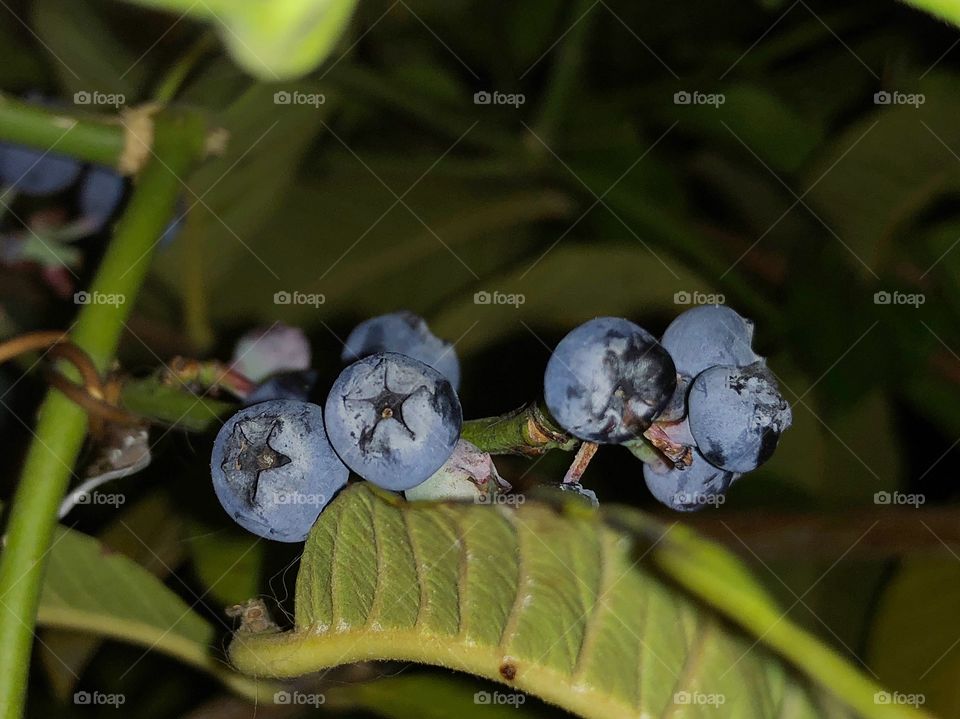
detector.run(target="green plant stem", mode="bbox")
[0,110,208,719]
[461,401,577,455]
[152,31,217,103]
[0,94,125,167]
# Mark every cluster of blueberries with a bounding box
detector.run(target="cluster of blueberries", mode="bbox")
[211,313,464,541]
[0,148,182,253]
[0,95,182,282]
[210,306,792,542]
[544,307,792,511]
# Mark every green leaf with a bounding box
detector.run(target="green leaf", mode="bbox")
[327,674,552,719]
[126,0,359,80]
[229,484,919,719]
[38,493,187,700]
[32,0,147,98]
[868,557,960,717]
[431,241,707,357]
[672,84,823,174]
[903,0,960,27]
[186,522,264,606]
[34,525,274,702]
[804,73,960,273]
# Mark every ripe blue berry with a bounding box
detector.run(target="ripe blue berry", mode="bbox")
[79,166,125,233]
[657,374,690,422]
[543,317,676,443]
[643,448,737,511]
[0,143,81,196]
[687,363,792,472]
[342,311,460,390]
[324,352,462,491]
[231,324,310,383]
[660,305,760,378]
[210,400,348,542]
[244,370,318,405]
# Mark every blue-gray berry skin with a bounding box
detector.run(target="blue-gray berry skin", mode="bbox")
[643,449,737,512]
[657,373,690,422]
[324,352,462,491]
[210,400,348,542]
[342,311,460,390]
[688,363,792,472]
[0,143,81,196]
[543,317,677,443]
[661,305,760,378]
[231,324,311,383]
[244,370,318,406]
[79,166,126,232]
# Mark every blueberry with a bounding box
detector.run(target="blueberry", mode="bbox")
[78,166,126,233]
[342,311,460,390]
[657,373,690,422]
[231,324,311,383]
[660,305,760,378]
[0,143,81,196]
[687,363,792,472]
[159,197,187,248]
[244,369,318,405]
[324,352,462,491]
[210,399,348,542]
[543,317,677,443]
[643,448,737,512]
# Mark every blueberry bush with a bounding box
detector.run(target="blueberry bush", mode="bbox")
[0,1,958,718]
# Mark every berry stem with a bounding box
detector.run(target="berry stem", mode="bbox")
[562,441,598,485]
[622,436,672,473]
[0,109,209,719]
[460,401,577,456]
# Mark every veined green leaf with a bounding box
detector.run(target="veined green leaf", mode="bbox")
[34,525,275,702]
[230,484,925,719]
